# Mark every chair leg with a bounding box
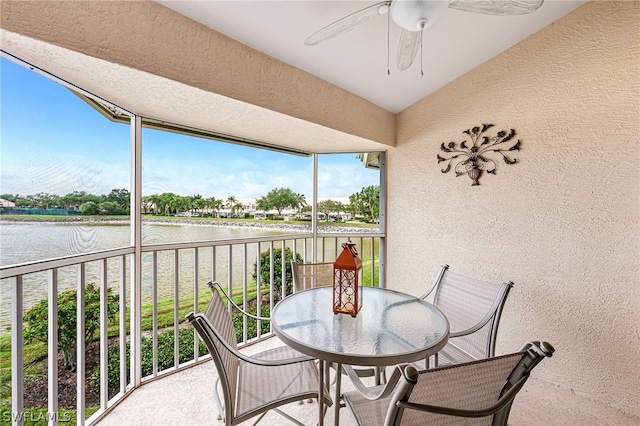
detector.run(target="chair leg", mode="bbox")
[334,362,342,425]
[213,376,224,421]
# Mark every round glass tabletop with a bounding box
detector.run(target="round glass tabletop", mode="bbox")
[272,286,449,366]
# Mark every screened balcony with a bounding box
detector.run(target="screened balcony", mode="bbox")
[1,1,638,425]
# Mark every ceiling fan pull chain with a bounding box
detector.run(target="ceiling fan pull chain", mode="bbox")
[420,29,424,78]
[387,10,391,76]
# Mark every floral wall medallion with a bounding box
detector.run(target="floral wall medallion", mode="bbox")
[437,124,521,186]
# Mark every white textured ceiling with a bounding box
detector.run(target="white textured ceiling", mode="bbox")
[156,0,585,113]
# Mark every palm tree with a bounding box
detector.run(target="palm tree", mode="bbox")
[210,197,224,218]
[191,194,204,216]
[177,195,191,215]
[231,201,244,218]
[295,193,307,213]
[226,196,238,217]
[157,192,176,216]
[143,194,160,214]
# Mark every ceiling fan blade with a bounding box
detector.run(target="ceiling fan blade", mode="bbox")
[448,0,544,16]
[396,28,422,71]
[305,1,391,46]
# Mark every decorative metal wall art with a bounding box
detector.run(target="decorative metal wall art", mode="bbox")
[437,124,521,186]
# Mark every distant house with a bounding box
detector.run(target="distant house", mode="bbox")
[142,201,157,214]
[0,198,16,208]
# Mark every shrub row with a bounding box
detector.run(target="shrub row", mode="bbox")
[90,306,272,394]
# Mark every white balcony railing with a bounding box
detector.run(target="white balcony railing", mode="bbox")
[1,232,383,426]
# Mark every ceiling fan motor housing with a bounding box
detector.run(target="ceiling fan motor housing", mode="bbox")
[391,0,450,31]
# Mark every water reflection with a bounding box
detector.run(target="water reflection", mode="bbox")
[0,222,283,329]
[0,222,377,330]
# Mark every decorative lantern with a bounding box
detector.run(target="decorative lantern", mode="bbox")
[333,240,363,317]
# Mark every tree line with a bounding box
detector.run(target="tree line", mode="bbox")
[1,185,380,222]
[1,189,131,215]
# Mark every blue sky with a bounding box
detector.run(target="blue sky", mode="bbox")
[0,57,379,203]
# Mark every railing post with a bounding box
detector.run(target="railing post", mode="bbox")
[193,248,199,360]
[99,259,108,410]
[48,270,59,426]
[255,242,263,338]
[280,240,286,300]
[227,245,233,313]
[11,276,24,426]
[77,263,86,425]
[242,244,248,342]
[378,151,387,289]
[119,255,127,395]
[174,249,179,370]
[312,153,318,262]
[269,242,274,308]
[152,251,158,376]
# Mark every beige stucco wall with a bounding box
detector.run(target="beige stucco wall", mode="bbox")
[390,1,639,417]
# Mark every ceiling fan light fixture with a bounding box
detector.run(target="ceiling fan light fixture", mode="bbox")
[305,0,545,72]
[391,0,450,31]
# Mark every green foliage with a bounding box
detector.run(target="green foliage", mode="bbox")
[253,248,302,296]
[255,187,300,216]
[80,201,126,215]
[22,283,119,370]
[80,201,100,215]
[90,327,207,393]
[98,201,126,215]
[318,199,346,221]
[90,305,269,393]
[232,306,272,342]
[349,185,380,222]
[104,188,130,210]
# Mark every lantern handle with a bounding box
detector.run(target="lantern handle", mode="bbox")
[342,241,358,257]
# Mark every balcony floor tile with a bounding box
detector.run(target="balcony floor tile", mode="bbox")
[95,336,636,425]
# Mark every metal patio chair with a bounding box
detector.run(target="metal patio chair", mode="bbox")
[291,260,334,292]
[343,341,555,426]
[419,264,514,368]
[291,260,386,385]
[186,281,332,426]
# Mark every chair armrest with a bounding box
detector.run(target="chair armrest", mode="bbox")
[448,310,495,338]
[418,265,448,300]
[342,364,404,401]
[396,366,529,418]
[448,282,512,338]
[208,280,272,322]
[186,311,315,367]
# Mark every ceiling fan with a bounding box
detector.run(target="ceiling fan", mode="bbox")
[305,0,544,74]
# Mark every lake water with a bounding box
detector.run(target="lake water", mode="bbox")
[0,222,289,330]
[0,222,287,266]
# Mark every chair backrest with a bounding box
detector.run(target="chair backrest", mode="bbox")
[186,285,239,421]
[291,260,334,292]
[422,264,513,361]
[386,341,554,426]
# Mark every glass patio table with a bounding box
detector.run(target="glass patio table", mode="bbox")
[271,286,450,426]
